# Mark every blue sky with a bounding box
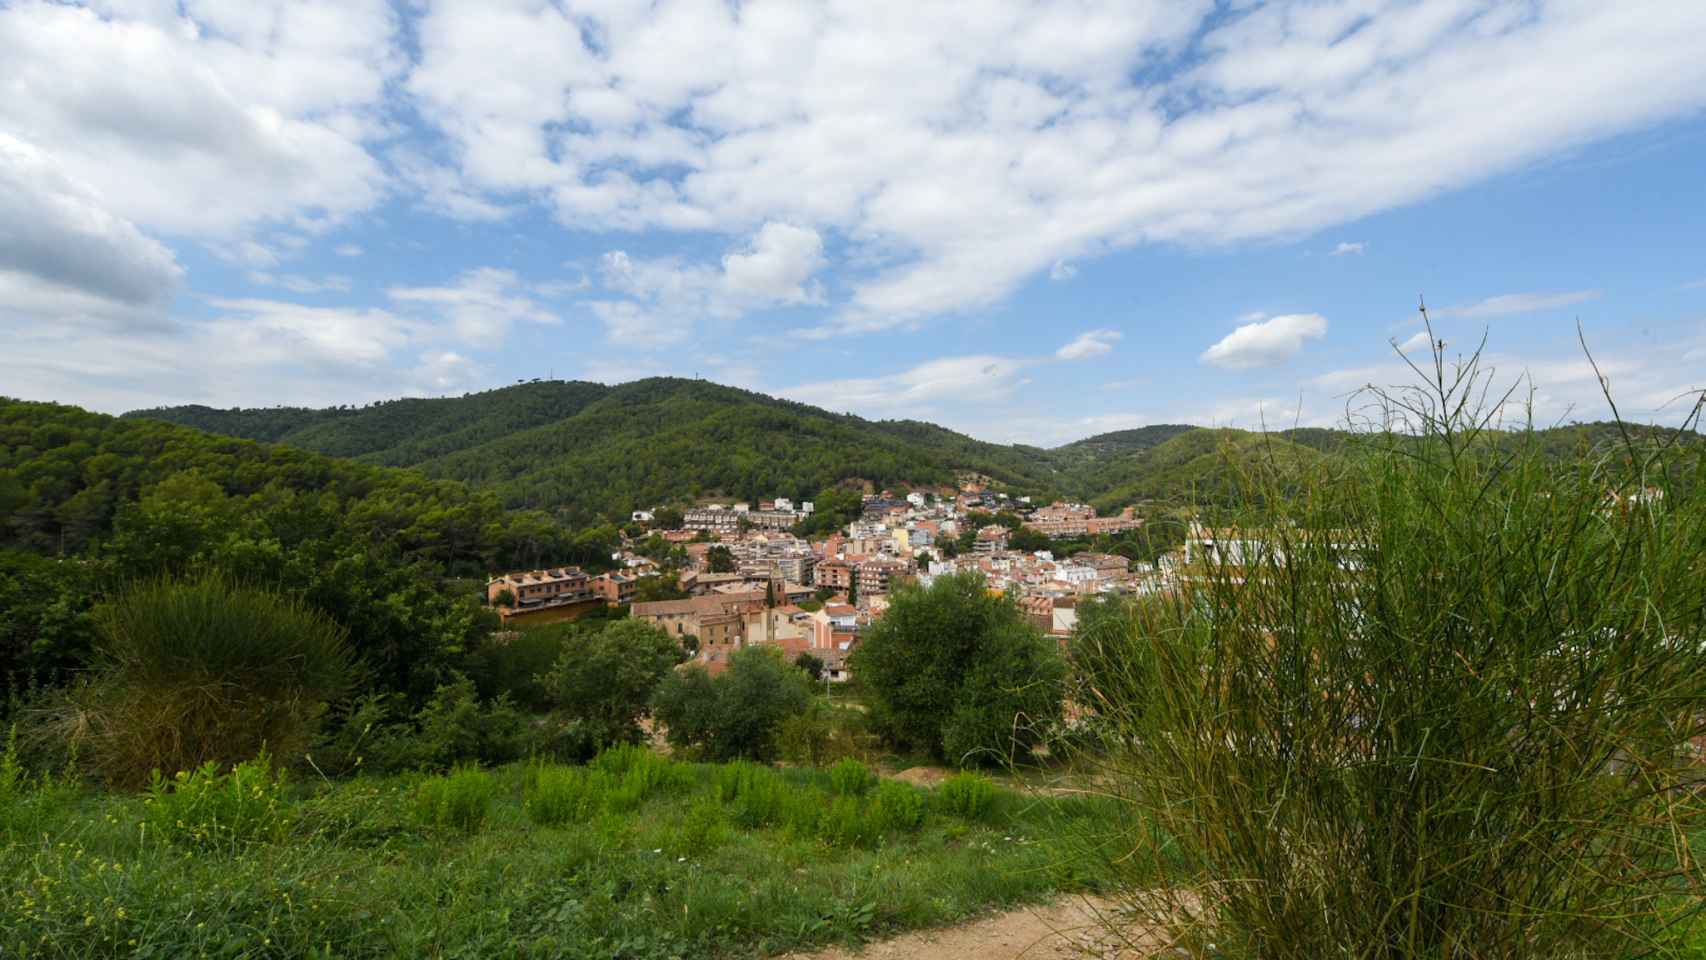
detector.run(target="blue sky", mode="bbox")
[3,0,1703,445]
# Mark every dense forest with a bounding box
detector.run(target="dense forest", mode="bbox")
[129,379,1693,527]
[0,398,616,703]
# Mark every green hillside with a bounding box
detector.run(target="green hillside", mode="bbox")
[127,379,1070,524]
[123,379,1701,524]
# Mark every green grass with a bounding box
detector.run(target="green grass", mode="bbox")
[0,751,1118,958]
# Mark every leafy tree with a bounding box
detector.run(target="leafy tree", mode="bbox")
[851,572,1064,765]
[651,506,684,529]
[492,588,516,607]
[652,646,813,761]
[706,545,735,573]
[536,619,682,755]
[1007,526,1050,553]
[795,651,825,682]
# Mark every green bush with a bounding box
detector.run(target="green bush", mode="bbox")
[935,772,996,823]
[777,699,878,767]
[1083,341,1706,958]
[828,758,873,796]
[465,626,573,710]
[524,764,598,827]
[653,646,814,761]
[414,766,497,833]
[869,780,927,834]
[850,572,1064,765]
[536,620,682,758]
[143,752,293,846]
[674,798,730,856]
[818,795,877,848]
[62,576,351,786]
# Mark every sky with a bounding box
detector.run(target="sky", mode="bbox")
[3,0,1704,447]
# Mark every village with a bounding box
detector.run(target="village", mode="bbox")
[481,479,1231,683]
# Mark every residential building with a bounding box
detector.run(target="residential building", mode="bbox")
[486,567,594,608]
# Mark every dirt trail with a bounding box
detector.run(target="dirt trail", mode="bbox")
[780,897,1164,960]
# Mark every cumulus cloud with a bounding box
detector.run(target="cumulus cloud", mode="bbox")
[1331,242,1366,256]
[405,0,1706,333]
[387,267,559,343]
[1433,289,1603,319]
[721,223,825,304]
[782,356,1027,415]
[1056,329,1122,360]
[1396,331,1434,354]
[590,222,829,346]
[1049,261,1078,281]
[0,1,397,236]
[1201,313,1328,370]
[0,133,182,321]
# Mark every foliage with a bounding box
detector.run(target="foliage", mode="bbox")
[775,699,877,768]
[935,772,997,824]
[143,753,292,846]
[414,766,498,833]
[0,399,571,708]
[464,626,573,710]
[852,572,1065,765]
[829,758,874,796]
[535,619,683,758]
[0,753,1112,959]
[523,764,602,827]
[1079,341,1706,959]
[652,647,813,761]
[795,651,826,681]
[52,576,350,786]
[706,544,735,572]
[126,379,1065,526]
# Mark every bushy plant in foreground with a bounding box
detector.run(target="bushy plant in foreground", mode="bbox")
[1079,335,1706,959]
[58,576,351,786]
[524,764,599,827]
[143,752,292,846]
[936,772,997,823]
[414,766,497,833]
[829,758,873,796]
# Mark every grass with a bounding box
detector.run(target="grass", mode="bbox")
[0,749,1119,959]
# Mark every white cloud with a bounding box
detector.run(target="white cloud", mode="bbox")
[1056,329,1122,361]
[0,133,182,321]
[387,267,559,343]
[406,0,1706,334]
[1049,260,1078,281]
[1433,289,1603,319]
[0,1,397,236]
[248,272,354,295]
[782,356,1027,415]
[590,222,830,346]
[721,223,825,304]
[1331,241,1366,256]
[1201,313,1328,369]
[335,244,365,258]
[1395,331,1434,354]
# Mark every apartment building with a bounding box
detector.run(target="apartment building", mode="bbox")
[486,567,594,608]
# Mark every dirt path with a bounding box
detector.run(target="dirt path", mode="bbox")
[780,897,1164,960]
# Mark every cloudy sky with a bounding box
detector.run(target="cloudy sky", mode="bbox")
[4,0,1704,445]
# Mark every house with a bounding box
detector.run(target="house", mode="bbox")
[487,567,594,608]
[631,591,767,646]
[590,572,636,604]
[974,525,1009,554]
[855,557,912,597]
[815,559,853,590]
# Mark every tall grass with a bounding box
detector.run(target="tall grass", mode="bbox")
[1076,331,1706,958]
[50,576,352,786]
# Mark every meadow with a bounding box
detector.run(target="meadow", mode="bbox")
[0,745,1124,959]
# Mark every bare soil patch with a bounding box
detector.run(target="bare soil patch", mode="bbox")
[887,765,952,787]
[780,896,1162,960]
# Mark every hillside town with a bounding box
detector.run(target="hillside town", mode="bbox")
[485,479,1196,680]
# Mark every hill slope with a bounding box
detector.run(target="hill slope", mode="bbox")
[128,379,1071,523]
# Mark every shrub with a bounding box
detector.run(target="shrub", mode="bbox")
[143,752,293,846]
[869,780,927,834]
[414,766,497,833]
[829,758,873,796]
[536,620,682,756]
[936,772,996,823]
[777,700,878,768]
[653,646,813,761]
[674,798,729,856]
[465,626,572,710]
[1085,337,1706,958]
[524,765,598,827]
[56,576,351,785]
[818,795,877,848]
[851,572,1065,765]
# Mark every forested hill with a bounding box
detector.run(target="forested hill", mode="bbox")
[126,379,1072,523]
